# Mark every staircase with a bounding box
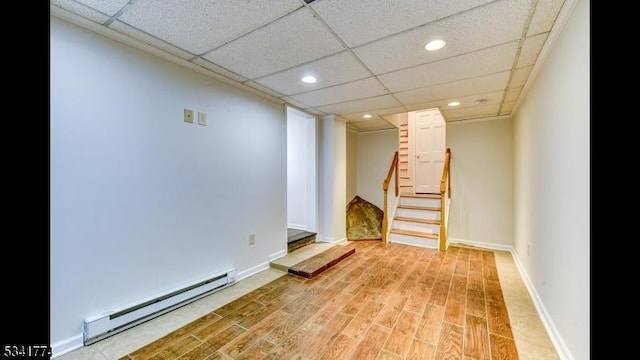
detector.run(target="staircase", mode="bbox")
[388,193,441,249]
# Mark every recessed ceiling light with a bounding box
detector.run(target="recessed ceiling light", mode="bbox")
[425,39,446,51]
[363,114,373,119]
[448,101,460,107]
[475,98,488,105]
[302,75,317,83]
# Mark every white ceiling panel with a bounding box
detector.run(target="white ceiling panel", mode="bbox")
[304,108,327,116]
[316,95,402,115]
[108,21,194,60]
[290,77,387,107]
[516,33,548,68]
[311,0,495,48]
[73,0,130,16]
[500,101,516,114]
[394,71,510,105]
[527,0,566,36]
[51,0,570,128]
[118,0,301,55]
[281,97,312,111]
[348,119,396,131]
[441,103,500,121]
[405,90,504,113]
[379,42,519,93]
[51,1,111,24]
[504,87,522,102]
[253,51,371,96]
[509,66,533,88]
[354,0,532,75]
[341,106,408,122]
[191,58,248,83]
[202,9,345,79]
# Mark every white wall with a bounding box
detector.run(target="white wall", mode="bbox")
[356,129,399,210]
[446,118,514,248]
[50,17,287,352]
[346,129,358,203]
[318,115,347,242]
[286,106,317,231]
[513,0,589,359]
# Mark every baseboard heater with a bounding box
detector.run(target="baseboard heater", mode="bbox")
[83,268,237,345]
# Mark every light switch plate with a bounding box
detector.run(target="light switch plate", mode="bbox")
[184,109,193,123]
[198,112,206,126]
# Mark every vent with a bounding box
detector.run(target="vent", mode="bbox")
[83,268,237,345]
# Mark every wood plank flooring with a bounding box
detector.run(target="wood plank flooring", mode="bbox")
[120,241,518,360]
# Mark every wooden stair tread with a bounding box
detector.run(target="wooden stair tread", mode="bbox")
[390,228,438,239]
[288,245,356,279]
[397,205,441,211]
[401,193,441,199]
[394,216,440,225]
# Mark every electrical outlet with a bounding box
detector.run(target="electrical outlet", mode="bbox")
[249,234,255,245]
[184,109,194,123]
[198,112,206,126]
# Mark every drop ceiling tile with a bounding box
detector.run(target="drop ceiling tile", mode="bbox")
[500,101,516,115]
[282,97,312,110]
[406,90,504,113]
[341,106,408,122]
[118,0,302,55]
[304,108,327,116]
[510,66,533,88]
[191,58,248,83]
[243,81,284,99]
[441,103,500,121]
[73,0,130,16]
[527,0,566,36]
[253,51,371,96]
[379,42,518,92]
[516,33,548,68]
[203,9,345,79]
[348,119,396,131]
[354,0,531,75]
[394,71,510,106]
[315,95,402,115]
[51,1,111,23]
[108,21,194,60]
[504,87,522,102]
[311,0,494,47]
[290,77,387,107]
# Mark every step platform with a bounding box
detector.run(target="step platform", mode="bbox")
[271,243,356,279]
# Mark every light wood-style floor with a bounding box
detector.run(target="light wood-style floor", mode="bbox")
[119,241,520,360]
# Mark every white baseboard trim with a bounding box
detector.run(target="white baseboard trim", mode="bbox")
[236,261,270,282]
[316,235,333,243]
[510,250,575,360]
[448,238,513,252]
[287,224,307,231]
[268,249,287,262]
[51,333,83,359]
[332,237,347,244]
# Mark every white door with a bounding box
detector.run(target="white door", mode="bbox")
[413,110,446,194]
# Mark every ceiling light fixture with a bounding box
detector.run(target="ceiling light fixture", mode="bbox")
[448,101,460,107]
[363,114,373,119]
[301,75,317,83]
[425,39,446,51]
